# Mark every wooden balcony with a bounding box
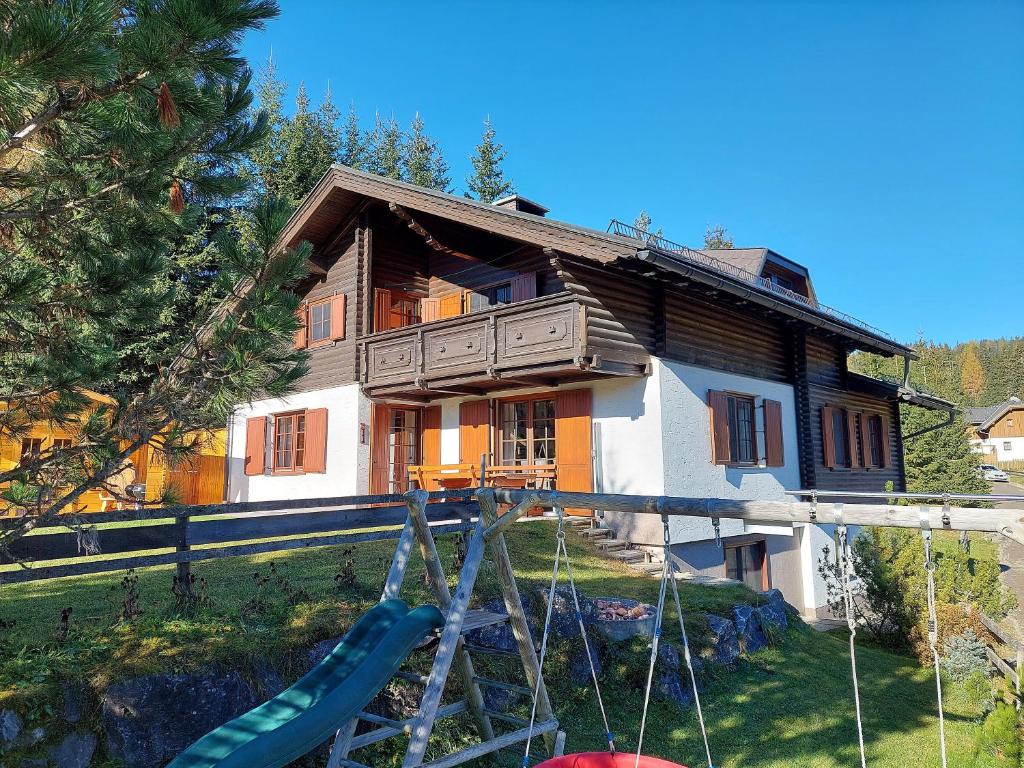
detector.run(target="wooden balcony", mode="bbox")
[359,292,646,400]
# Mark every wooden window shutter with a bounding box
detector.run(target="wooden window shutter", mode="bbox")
[421,406,442,489]
[439,293,463,319]
[369,404,390,494]
[879,413,893,468]
[821,406,837,469]
[293,305,307,349]
[373,288,392,332]
[330,294,346,341]
[421,297,441,323]
[763,399,785,467]
[510,272,537,302]
[555,388,594,516]
[304,408,328,473]
[707,390,731,465]
[244,417,267,476]
[459,400,491,466]
[847,411,861,468]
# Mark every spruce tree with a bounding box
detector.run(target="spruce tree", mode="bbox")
[901,408,989,496]
[340,103,369,170]
[466,117,513,203]
[369,113,404,180]
[0,0,308,542]
[404,113,451,190]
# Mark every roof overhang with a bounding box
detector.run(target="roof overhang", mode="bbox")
[276,165,914,360]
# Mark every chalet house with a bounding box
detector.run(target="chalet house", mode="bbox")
[225,165,942,617]
[968,396,1024,462]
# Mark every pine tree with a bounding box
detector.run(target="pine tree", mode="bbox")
[466,117,513,203]
[704,225,734,249]
[0,0,307,543]
[633,210,663,239]
[369,113,404,180]
[404,113,451,190]
[901,408,990,496]
[249,55,287,197]
[340,103,369,170]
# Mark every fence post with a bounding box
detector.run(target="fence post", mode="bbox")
[174,511,192,596]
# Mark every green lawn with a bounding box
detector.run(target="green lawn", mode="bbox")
[0,522,1011,767]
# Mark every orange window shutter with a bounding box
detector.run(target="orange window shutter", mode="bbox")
[369,404,390,494]
[707,390,731,465]
[439,293,463,319]
[459,400,491,466]
[293,305,307,349]
[880,413,893,468]
[330,294,346,341]
[510,271,537,302]
[821,406,837,469]
[421,297,441,323]
[374,288,392,332]
[421,406,442,489]
[304,408,328,473]
[847,411,861,468]
[554,389,594,515]
[244,416,267,476]
[763,399,785,467]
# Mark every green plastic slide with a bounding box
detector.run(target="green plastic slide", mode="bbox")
[167,599,445,768]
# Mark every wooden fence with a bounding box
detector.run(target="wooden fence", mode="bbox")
[0,491,476,585]
[972,607,1024,701]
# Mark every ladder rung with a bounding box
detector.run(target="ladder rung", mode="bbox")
[418,720,559,768]
[394,670,430,685]
[348,700,468,751]
[472,676,532,696]
[464,642,519,657]
[357,711,406,730]
[483,709,529,727]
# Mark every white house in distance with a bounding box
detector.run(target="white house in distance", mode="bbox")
[968,396,1024,462]
[225,166,947,618]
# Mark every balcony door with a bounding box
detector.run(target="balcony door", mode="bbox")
[369,404,440,494]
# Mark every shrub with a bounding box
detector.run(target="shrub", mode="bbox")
[942,629,991,682]
[974,701,1021,764]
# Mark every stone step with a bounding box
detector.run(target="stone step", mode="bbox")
[565,517,592,528]
[594,538,628,551]
[578,527,612,538]
[629,561,664,575]
[610,549,645,563]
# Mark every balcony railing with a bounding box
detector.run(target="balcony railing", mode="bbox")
[359,293,586,393]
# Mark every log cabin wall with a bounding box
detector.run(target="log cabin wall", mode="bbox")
[556,259,655,366]
[368,206,431,297]
[292,226,361,393]
[427,245,562,299]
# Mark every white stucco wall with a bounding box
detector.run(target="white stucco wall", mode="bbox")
[656,359,802,544]
[226,383,367,502]
[973,436,1024,463]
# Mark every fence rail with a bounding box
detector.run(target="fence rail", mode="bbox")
[0,490,476,586]
[971,607,1024,699]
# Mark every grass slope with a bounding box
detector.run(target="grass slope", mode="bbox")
[0,522,1006,767]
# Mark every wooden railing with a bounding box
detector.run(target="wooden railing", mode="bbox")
[359,293,585,392]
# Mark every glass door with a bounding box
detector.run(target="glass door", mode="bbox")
[388,408,419,493]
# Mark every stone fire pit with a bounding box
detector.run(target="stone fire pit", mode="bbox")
[593,597,656,641]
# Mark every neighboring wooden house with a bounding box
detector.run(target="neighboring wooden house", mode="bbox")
[225,165,946,616]
[968,396,1024,462]
[1,390,226,512]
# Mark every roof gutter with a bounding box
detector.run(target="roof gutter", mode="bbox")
[633,248,915,359]
[899,385,959,440]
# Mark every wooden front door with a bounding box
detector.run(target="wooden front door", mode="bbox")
[554,388,593,516]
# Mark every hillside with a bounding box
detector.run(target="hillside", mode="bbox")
[850,337,1024,408]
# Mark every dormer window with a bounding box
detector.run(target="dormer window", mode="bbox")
[769,273,795,292]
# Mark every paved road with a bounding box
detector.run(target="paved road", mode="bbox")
[993,482,1024,635]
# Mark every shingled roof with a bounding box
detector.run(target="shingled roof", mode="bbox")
[967,397,1023,430]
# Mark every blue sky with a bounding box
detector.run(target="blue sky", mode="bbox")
[242,1,1023,346]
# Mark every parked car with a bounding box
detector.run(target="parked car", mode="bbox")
[979,464,1010,482]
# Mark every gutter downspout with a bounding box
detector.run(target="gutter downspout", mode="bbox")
[899,389,958,440]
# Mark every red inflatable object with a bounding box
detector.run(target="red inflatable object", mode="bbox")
[536,753,686,768]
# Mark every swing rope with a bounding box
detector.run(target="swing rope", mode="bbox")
[921,508,948,768]
[635,525,671,768]
[664,518,715,768]
[833,505,868,768]
[524,509,617,765]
